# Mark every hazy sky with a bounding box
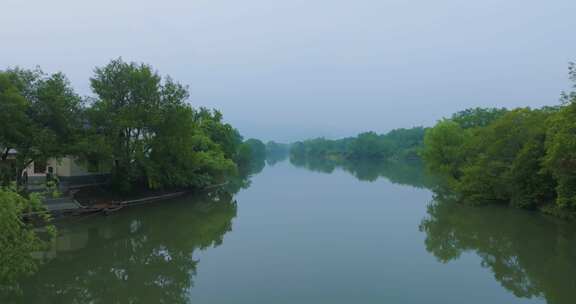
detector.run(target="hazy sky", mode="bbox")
[2,0,576,142]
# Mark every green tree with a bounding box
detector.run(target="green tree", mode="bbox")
[451,107,507,129]
[0,188,54,285]
[0,73,29,185]
[349,132,390,159]
[423,108,556,209]
[421,120,469,186]
[236,139,266,175]
[289,127,426,163]
[144,104,236,189]
[0,68,82,187]
[545,88,576,209]
[89,58,170,190]
[243,139,266,160]
[193,108,243,160]
[266,141,290,166]
[89,58,241,191]
[458,109,553,207]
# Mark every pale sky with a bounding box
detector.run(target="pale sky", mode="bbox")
[2,0,576,142]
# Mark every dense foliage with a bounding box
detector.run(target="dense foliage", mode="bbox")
[0,68,82,187]
[0,188,54,286]
[240,139,266,164]
[290,127,426,162]
[85,59,242,191]
[0,58,266,192]
[0,59,266,284]
[422,64,576,217]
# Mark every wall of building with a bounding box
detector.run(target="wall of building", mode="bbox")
[24,158,68,178]
[24,156,110,181]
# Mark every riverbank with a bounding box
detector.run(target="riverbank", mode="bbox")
[33,181,231,220]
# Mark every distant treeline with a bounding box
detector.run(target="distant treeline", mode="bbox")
[290,127,426,162]
[422,64,576,218]
[265,141,291,166]
[236,139,290,177]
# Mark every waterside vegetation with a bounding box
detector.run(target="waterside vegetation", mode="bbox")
[422,64,576,218]
[0,58,270,284]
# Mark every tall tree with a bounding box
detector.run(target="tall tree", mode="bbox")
[89,58,239,191]
[89,58,166,190]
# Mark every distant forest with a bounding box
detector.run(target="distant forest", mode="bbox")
[290,127,426,162]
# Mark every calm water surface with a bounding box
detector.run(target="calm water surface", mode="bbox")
[4,160,576,303]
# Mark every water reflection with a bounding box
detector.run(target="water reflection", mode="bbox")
[292,156,576,304]
[289,155,433,188]
[420,200,576,304]
[6,156,576,304]
[1,192,237,304]
[266,147,289,167]
[226,157,267,193]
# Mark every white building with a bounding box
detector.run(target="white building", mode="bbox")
[23,156,109,185]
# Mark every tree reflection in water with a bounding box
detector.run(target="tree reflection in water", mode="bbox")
[291,154,576,304]
[420,199,576,304]
[1,192,237,304]
[289,154,434,189]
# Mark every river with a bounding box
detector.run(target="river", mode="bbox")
[3,159,576,303]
